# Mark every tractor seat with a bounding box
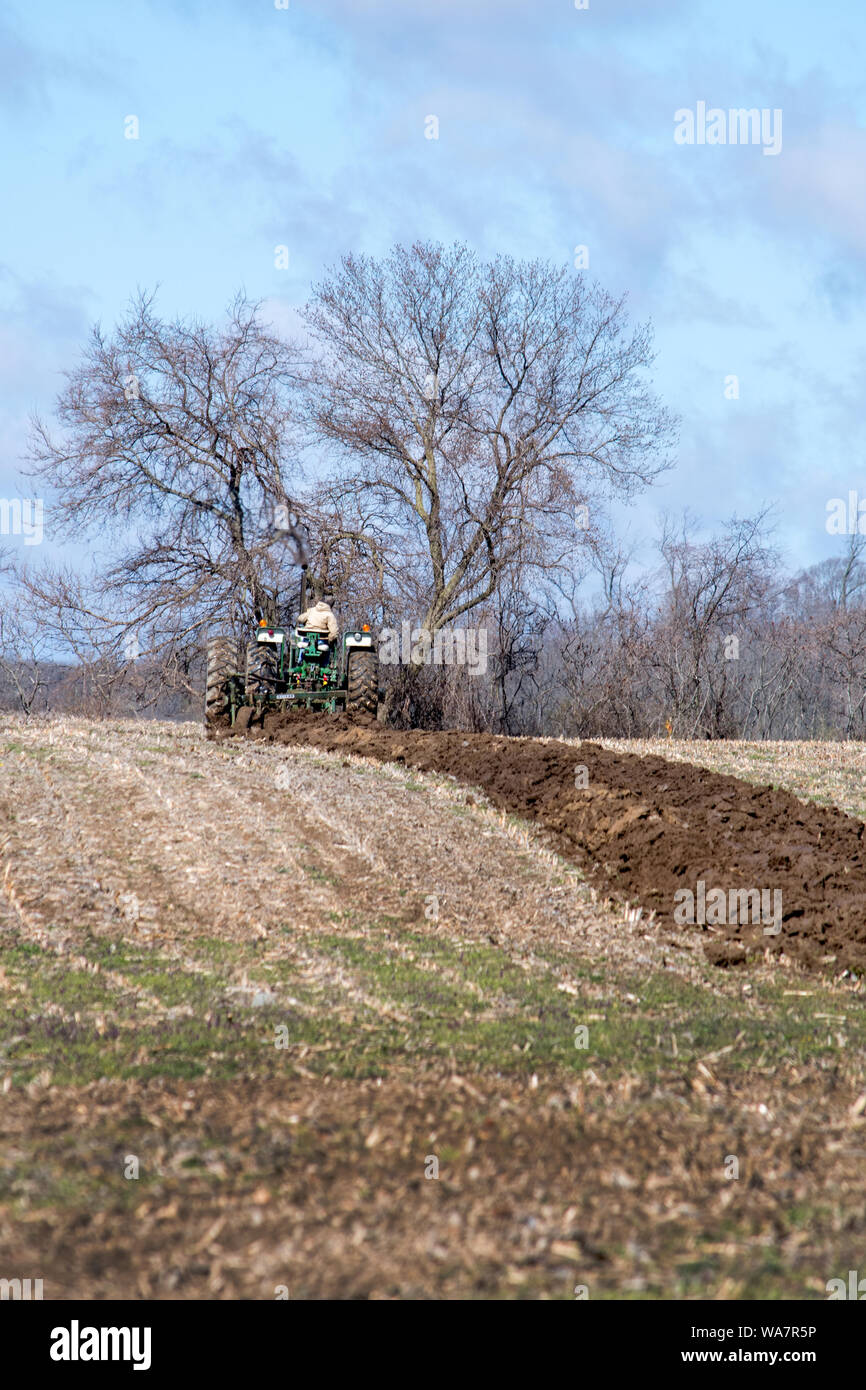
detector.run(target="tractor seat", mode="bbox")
[296,628,332,653]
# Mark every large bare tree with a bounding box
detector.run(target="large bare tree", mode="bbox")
[27,292,307,674]
[303,241,676,637]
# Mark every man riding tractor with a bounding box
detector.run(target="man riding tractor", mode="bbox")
[205,573,379,728]
[298,593,339,646]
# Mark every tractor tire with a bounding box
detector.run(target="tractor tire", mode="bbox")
[345,648,379,715]
[245,639,279,698]
[205,635,237,729]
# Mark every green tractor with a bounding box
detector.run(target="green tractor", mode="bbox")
[205,575,379,731]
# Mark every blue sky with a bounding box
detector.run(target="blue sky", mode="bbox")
[2,0,865,575]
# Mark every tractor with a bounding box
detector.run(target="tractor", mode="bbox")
[205,571,379,730]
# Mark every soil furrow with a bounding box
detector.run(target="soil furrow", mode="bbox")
[235,713,866,975]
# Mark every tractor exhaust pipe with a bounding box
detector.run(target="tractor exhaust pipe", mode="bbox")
[298,564,308,620]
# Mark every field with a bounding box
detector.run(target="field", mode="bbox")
[1,715,865,1300]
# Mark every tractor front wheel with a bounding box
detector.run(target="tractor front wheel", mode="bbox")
[345,649,378,716]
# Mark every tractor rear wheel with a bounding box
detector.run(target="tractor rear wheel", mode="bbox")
[205,636,238,731]
[345,649,378,715]
[245,640,279,698]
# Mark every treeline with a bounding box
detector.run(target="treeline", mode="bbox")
[6,513,863,743]
[0,655,197,720]
[392,518,866,741]
[0,241,860,739]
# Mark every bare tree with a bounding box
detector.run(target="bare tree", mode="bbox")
[798,533,866,737]
[0,588,53,716]
[303,242,676,641]
[653,509,778,737]
[27,293,307,676]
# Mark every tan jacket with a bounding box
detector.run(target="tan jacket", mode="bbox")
[300,601,338,641]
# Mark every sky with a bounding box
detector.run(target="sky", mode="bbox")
[1,0,865,577]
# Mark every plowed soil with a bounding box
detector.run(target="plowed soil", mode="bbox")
[230,712,866,976]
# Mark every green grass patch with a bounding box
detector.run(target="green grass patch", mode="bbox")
[3,915,865,1090]
[301,864,339,886]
